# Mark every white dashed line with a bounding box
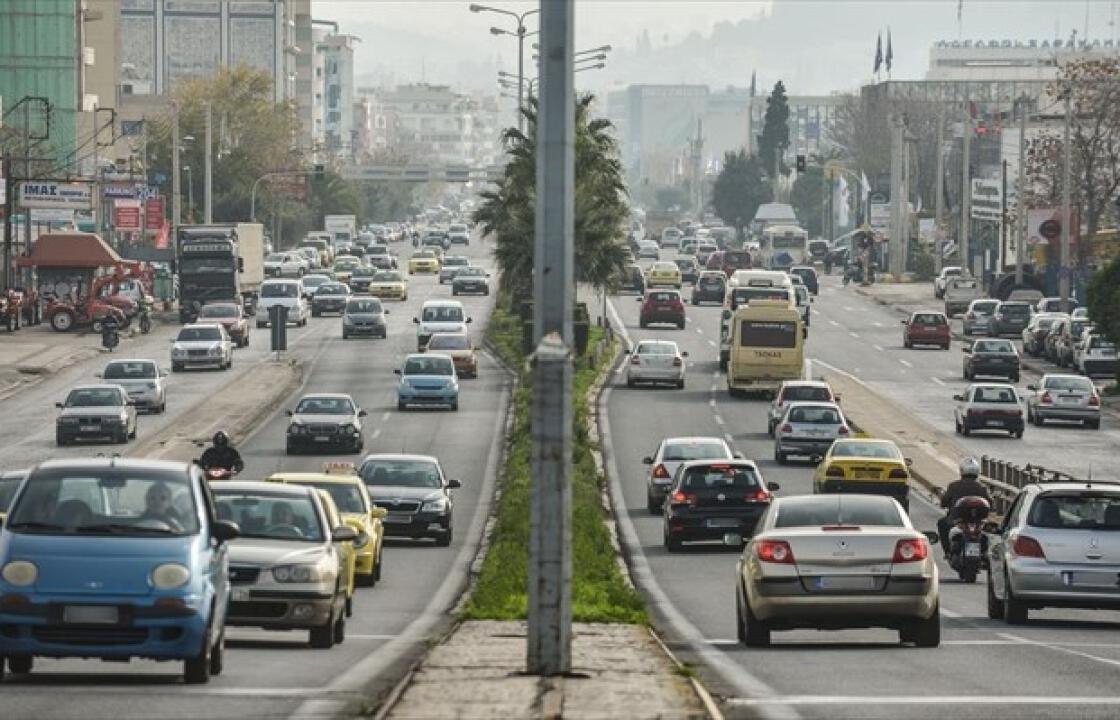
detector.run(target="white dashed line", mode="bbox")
[380,411,391,422]
[873,344,884,352]
[898,359,913,368]
[713,415,725,426]
[828,319,840,327]
[707,339,717,348]
[932,376,947,386]
[371,429,382,440]
[849,332,860,339]
[873,321,884,328]
[708,398,717,408]
[696,327,704,335]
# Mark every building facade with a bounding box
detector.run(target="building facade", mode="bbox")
[746,94,841,166]
[317,32,357,155]
[927,37,1120,83]
[375,84,477,165]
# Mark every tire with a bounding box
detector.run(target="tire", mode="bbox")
[450,399,459,411]
[1011,373,1020,383]
[183,623,213,683]
[56,432,67,447]
[905,604,941,647]
[342,332,348,340]
[128,423,137,440]
[663,525,683,552]
[435,527,453,547]
[774,448,787,465]
[1003,572,1028,624]
[286,442,296,455]
[677,321,685,330]
[676,379,685,389]
[309,610,336,648]
[50,309,75,332]
[398,400,407,411]
[741,591,771,648]
[256,321,266,329]
[767,421,775,438]
[209,627,225,676]
[172,362,183,373]
[7,655,32,675]
[647,496,662,514]
[639,321,648,329]
[312,310,320,318]
[962,423,971,437]
[1033,413,1044,427]
[159,401,167,414]
[904,340,912,349]
[333,614,346,645]
[735,590,747,644]
[373,545,383,581]
[987,575,1005,619]
[1013,429,1024,439]
[961,567,978,584]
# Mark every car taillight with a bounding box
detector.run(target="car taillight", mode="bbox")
[1089,394,1100,407]
[1040,391,1052,404]
[838,426,850,435]
[888,468,909,479]
[746,489,771,502]
[630,355,641,365]
[672,357,683,367]
[673,300,684,310]
[892,538,929,563]
[1012,535,1046,558]
[653,464,670,479]
[825,465,845,478]
[671,490,696,505]
[756,539,795,564]
[780,424,792,433]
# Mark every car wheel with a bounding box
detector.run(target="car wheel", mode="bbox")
[647,496,662,515]
[735,589,747,644]
[183,621,213,683]
[128,423,137,439]
[1033,413,1044,427]
[962,423,971,437]
[450,399,459,412]
[209,627,225,676]
[256,321,266,329]
[1011,373,1020,382]
[954,418,962,435]
[7,654,32,675]
[333,613,346,645]
[312,310,320,318]
[56,432,67,447]
[309,609,336,648]
[398,400,407,411]
[435,525,453,547]
[342,332,348,340]
[374,545,383,581]
[159,401,167,414]
[676,379,685,389]
[286,442,296,455]
[1013,429,1024,439]
[1003,571,1028,624]
[626,377,636,388]
[986,574,1005,619]
[774,448,787,464]
[639,320,648,329]
[172,362,183,373]
[741,591,771,648]
[904,340,912,349]
[663,525,683,552]
[905,604,941,647]
[963,328,971,336]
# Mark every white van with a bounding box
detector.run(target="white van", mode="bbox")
[413,299,472,351]
[256,278,310,328]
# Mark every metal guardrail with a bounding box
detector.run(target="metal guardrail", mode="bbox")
[979,455,1083,514]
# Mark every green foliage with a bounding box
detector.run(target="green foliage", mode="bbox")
[712,149,773,238]
[463,316,647,624]
[473,95,630,299]
[1088,255,1120,381]
[758,81,791,177]
[790,166,825,238]
[910,244,936,281]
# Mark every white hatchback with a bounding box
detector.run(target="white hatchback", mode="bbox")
[625,340,687,389]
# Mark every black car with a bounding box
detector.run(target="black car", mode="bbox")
[963,338,1020,381]
[342,297,389,339]
[311,282,350,316]
[673,258,699,285]
[285,393,366,454]
[358,454,461,546]
[368,254,397,270]
[349,268,376,294]
[691,271,726,305]
[663,459,777,551]
[619,264,645,295]
[789,265,819,295]
[451,267,490,296]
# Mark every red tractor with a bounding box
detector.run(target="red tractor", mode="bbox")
[45,274,128,333]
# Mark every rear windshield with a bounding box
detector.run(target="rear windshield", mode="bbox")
[636,342,676,355]
[999,304,1031,316]
[912,314,947,326]
[782,386,832,402]
[103,362,157,380]
[647,292,680,303]
[971,301,998,313]
[786,405,841,424]
[422,306,464,322]
[680,464,759,491]
[1090,336,1116,349]
[774,496,903,528]
[972,340,1014,353]
[731,288,790,308]
[662,441,729,462]
[428,334,470,350]
[1028,494,1120,531]
[830,441,901,460]
[740,320,797,348]
[972,386,1018,403]
[1042,376,1094,392]
[723,251,751,267]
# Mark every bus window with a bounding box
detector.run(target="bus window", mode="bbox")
[740,320,798,348]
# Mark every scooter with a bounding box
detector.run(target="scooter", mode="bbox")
[946,496,992,583]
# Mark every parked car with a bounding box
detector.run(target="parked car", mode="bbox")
[626,339,687,389]
[1075,333,1119,377]
[170,323,234,372]
[690,270,726,305]
[953,383,1025,438]
[0,458,239,682]
[1025,374,1101,429]
[934,266,962,298]
[1055,318,1096,368]
[638,289,686,329]
[55,384,139,445]
[902,311,951,350]
[943,277,983,317]
[962,298,999,336]
[962,338,1020,381]
[643,437,736,514]
[197,302,250,347]
[772,401,849,464]
[989,301,1033,337]
[663,459,777,551]
[1022,312,1068,357]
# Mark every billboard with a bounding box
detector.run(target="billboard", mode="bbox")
[1026,207,1079,249]
[970,179,1002,222]
[115,201,141,231]
[19,181,94,210]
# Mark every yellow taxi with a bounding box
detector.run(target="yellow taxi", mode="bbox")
[266,464,387,588]
[812,437,913,511]
[423,332,479,378]
[368,269,409,301]
[332,256,363,285]
[647,260,683,289]
[313,488,357,614]
[408,249,441,275]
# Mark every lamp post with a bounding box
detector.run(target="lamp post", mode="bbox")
[470,3,539,133]
[182,166,194,224]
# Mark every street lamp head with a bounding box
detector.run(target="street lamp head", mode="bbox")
[489,26,505,35]
[469,4,483,12]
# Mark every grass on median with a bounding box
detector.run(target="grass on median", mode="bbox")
[463,302,646,624]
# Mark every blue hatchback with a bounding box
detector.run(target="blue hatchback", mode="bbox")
[395,353,460,411]
[0,458,239,683]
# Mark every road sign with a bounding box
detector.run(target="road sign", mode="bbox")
[339,164,505,183]
[115,202,141,230]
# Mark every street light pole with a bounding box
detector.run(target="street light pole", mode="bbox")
[1015,96,1028,285]
[961,112,972,277]
[171,101,181,233]
[204,102,213,223]
[471,4,539,134]
[1060,88,1073,311]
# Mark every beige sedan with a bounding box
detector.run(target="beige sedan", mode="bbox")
[735,493,940,647]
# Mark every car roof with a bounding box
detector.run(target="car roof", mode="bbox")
[833,438,897,447]
[32,457,190,473]
[212,480,315,497]
[104,358,157,365]
[68,383,127,392]
[967,382,1017,390]
[181,323,224,330]
[660,436,728,446]
[360,453,440,465]
[421,300,464,308]
[298,392,354,401]
[784,400,841,409]
[677,458,758,471]
[780,380,831,388]
[267,472,363,487]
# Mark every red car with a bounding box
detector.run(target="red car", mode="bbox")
[718,249,753,277]
[902,311,950,350]
[198,302,251,347]
[638,289,686,329]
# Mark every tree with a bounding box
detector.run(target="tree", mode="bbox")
[473,94,629,301]
[1087,255,1120,382]
[711,149,772,239]
[790,165,825,238]
[757,81,791,178]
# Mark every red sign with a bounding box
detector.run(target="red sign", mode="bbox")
[115,204,141,230]
[145,196,165,229]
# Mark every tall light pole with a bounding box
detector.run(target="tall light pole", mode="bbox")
[204,102,213,223]
[183,166,194,223]
[471,3,539,133]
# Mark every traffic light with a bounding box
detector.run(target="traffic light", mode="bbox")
[796,155,807,172]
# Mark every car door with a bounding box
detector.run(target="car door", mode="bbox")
[989,490,1027,596]
[197,471,231,626]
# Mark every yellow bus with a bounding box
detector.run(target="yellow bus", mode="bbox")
[726,299,805,397]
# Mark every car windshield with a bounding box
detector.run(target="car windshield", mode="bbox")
[0,474,26,513]
[1028,494,1120,531]
[403,357,454,375]
[774,496,904,528]
[422,306,464,322]
[294,482,367,514]
[673,259,695,269]
[636,342,676,355]
[444,257,469,267]
[65,388,123,407]
[295,397,354,415]
[782,386,832,402]
[6,469,200,536]
[973,340,1014,353]
[317,284,348,295]
[266,253,286,262]
[1000,304,1031,316]
[261,283,298,298]
[457,268,486,277]
[1043,376,1094,392]
[662,441,729,462]
[973,386,1017,403]
[213,491,323,542]
[699,274,724,285]
[199,304,239,318]
[428,334,470,350]
[347,299,382,313]
[359,460,442,488]
[177,327,222,341]
[830,441,901,460]
[786,405,841,424]
[302,276,328,287]
[972,301,998,313]
[373,271,402,282]
[415,250,435,258]
[1090,336,1117,350]
[102,362,157,380]
[912,314,946,326]
[680,464,759,491]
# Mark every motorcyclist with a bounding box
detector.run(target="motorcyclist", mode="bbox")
[937,457,991,551]
[198,430,245,474]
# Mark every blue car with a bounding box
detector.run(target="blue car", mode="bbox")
[0,458,239,683]
[395,353,460,411]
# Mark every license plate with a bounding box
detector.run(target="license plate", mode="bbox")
[1069,572,1120,588]
[853,470,879,480]
[705,518,739,528]
[814,576,877,591]
[965,543,982,558]
[314,436,331,442]
[63,605,118,624]
[80,425,98,433]
[985,420,1004,427]
[231,587,251,602]
[383,514,412,524]
[1060,396,1080,404]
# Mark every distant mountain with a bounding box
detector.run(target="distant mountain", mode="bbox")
[346,20,506,92]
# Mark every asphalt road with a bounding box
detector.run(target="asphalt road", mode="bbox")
[0,238,511,719]
[605,254,1120,720]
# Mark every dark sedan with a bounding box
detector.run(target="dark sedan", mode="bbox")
[311,282,351,317]
[451,267,490,296]
[358,454,460,546]
[963,338,1020,381]
[789,265,819,295]
[663,459,778,551]
[673,257,699,285]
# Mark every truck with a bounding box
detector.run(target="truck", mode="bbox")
[324,215,357,248]
[176,223,265,323]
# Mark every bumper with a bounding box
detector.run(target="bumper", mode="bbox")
[776,436,836,456]
[748,578,937,626]
[343,323,386,336]
[174,357,226,368]
[370,289,405,299]
[628,368,684,384]
[963,319,991,333]
[381,511,451,538]
[1035,405,1098,422]
[398,390,458,407]
[969,362,1019,377]
[57,422,127,441]
[692,290,725,302]
[453,283,488,294]
[964,416,1024,431]
[665,508,767,541]
[409,264,439,274]
[226,591,335,630]
[907,334,950,346]
[1007,561,1120,609]
[287,429,361,449]
[312,303,346,314]
[640,313,685,325]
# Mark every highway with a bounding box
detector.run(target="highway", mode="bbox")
[604,260,1120,720]
[0,240,512,719]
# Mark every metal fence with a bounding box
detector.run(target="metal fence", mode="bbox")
[979,455,1083,514]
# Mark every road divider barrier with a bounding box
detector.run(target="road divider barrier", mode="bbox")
[979,455,1083,515]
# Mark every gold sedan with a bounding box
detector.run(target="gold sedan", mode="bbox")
[408,249,441,275]
[423,332,478,378]
[368,270,409,301]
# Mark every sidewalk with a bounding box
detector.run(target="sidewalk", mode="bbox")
[383,621,708,720]
[0,325,104,400]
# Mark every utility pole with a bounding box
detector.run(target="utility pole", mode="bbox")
[1001,159,1008,280]
[1015,96,1028,285]
[171,102,181,234]
[934,108,945,275]
[527,0,573,677]
[2,153,13,289]
[889,114,905,280]
[1060,89,1073,311]
[821,166,830,243]
[960,112,972,277]
[204,102,213,223]
[689,118,704,218]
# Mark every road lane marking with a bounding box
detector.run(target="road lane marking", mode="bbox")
[728,696,1120,707]
[709,399,717,408]
[371,429,382,440]
[849,332,860,339]
[828,319,840,327]
[873,344,884,352]
[898,358,913,368]
[696,327,704,334]
[998,632,1120,669]
[708,339,717,348]
[380,411,391,422]
[873,321,884,327]
[713,415,725,425]
[932,376,946,386]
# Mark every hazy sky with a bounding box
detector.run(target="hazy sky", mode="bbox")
[315,1,1120,95]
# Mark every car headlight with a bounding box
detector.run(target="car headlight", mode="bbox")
[341,423,357,434]
[2,561,38,586]
[208,345,223,356]
[421,496,449,513]
[288,423,305,435]
[151,563,190,589]
[171,346,185,357]
[272,564,321,583]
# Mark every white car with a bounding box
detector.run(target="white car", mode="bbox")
[642,436,736,514]
[414,300,471,351]
[953,383,1025,438]
[97,358,167,413]
[773,401,850,464]
[1074,332,1119,377]
[170,323,234,372]
[625,340,687,389]
[264,252,308,278]
[257,279,310,328]
[636,241,660,260]
[767,380,837,436]
[934,266,961,299]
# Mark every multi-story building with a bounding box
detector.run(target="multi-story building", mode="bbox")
[927,37,1120,83]
[375,84,477,165]
[317,31,358,155]
[621,84,710,186]
[705,86,753,171]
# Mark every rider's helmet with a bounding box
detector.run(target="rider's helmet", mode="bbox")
[212,430,231,448]
[958,456,980,479]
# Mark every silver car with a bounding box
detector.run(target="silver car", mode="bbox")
[170,323,234,372]
[988,482,1120,623]
[55,384,139,446]
[626,340,687,389]
[97,358,167,413]
[767,381,837,436]
[735,494,940,647]
[643,436,735,514]
[773,401,850,464]
[961,298,999,336]
[1025,374,1101,429]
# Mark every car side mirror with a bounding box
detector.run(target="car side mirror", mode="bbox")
[642,456,654,465]
[412,317,419,323]
[1026,384,1038,391]
[923,531,940,545]
[681,351,689,357]
[766,481,780,492]
[384,309,390,315]
[393,368,402,375]
[358,409,368,417]
[285,409,294,416]
[55,402,64,409]
[466,318,473,324]
[905,458,914,467]
[94,372,103,378]
[952,394,964,401]
[371,507,388,520]
[212,519,240,544]
[332,526,358,542]
[636,297,642,302]
[733,451,744,459]
[447,478,462,489]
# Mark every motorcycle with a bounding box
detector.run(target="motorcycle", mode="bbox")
[138,299,153,334]
[193,459,239,482]
[101,317,120,351]
[946,496,992,583]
